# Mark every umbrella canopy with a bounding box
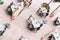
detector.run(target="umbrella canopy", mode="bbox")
[54,0,60,2]
[0,0,3,4]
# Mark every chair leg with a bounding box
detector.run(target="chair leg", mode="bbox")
[0,31,5,36]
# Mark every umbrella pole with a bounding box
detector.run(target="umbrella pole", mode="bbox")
[48,0,53,4]
[51,5,60,14]
[49,5,60,18]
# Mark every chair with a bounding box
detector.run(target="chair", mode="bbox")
[27,15,43,31]
[53,17,60,26]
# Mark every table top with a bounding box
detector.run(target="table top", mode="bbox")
[39,7,48,16]
[12,2,24,17]
[32,20,40,28]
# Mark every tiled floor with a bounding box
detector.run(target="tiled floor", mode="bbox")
[0,0,60,40]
